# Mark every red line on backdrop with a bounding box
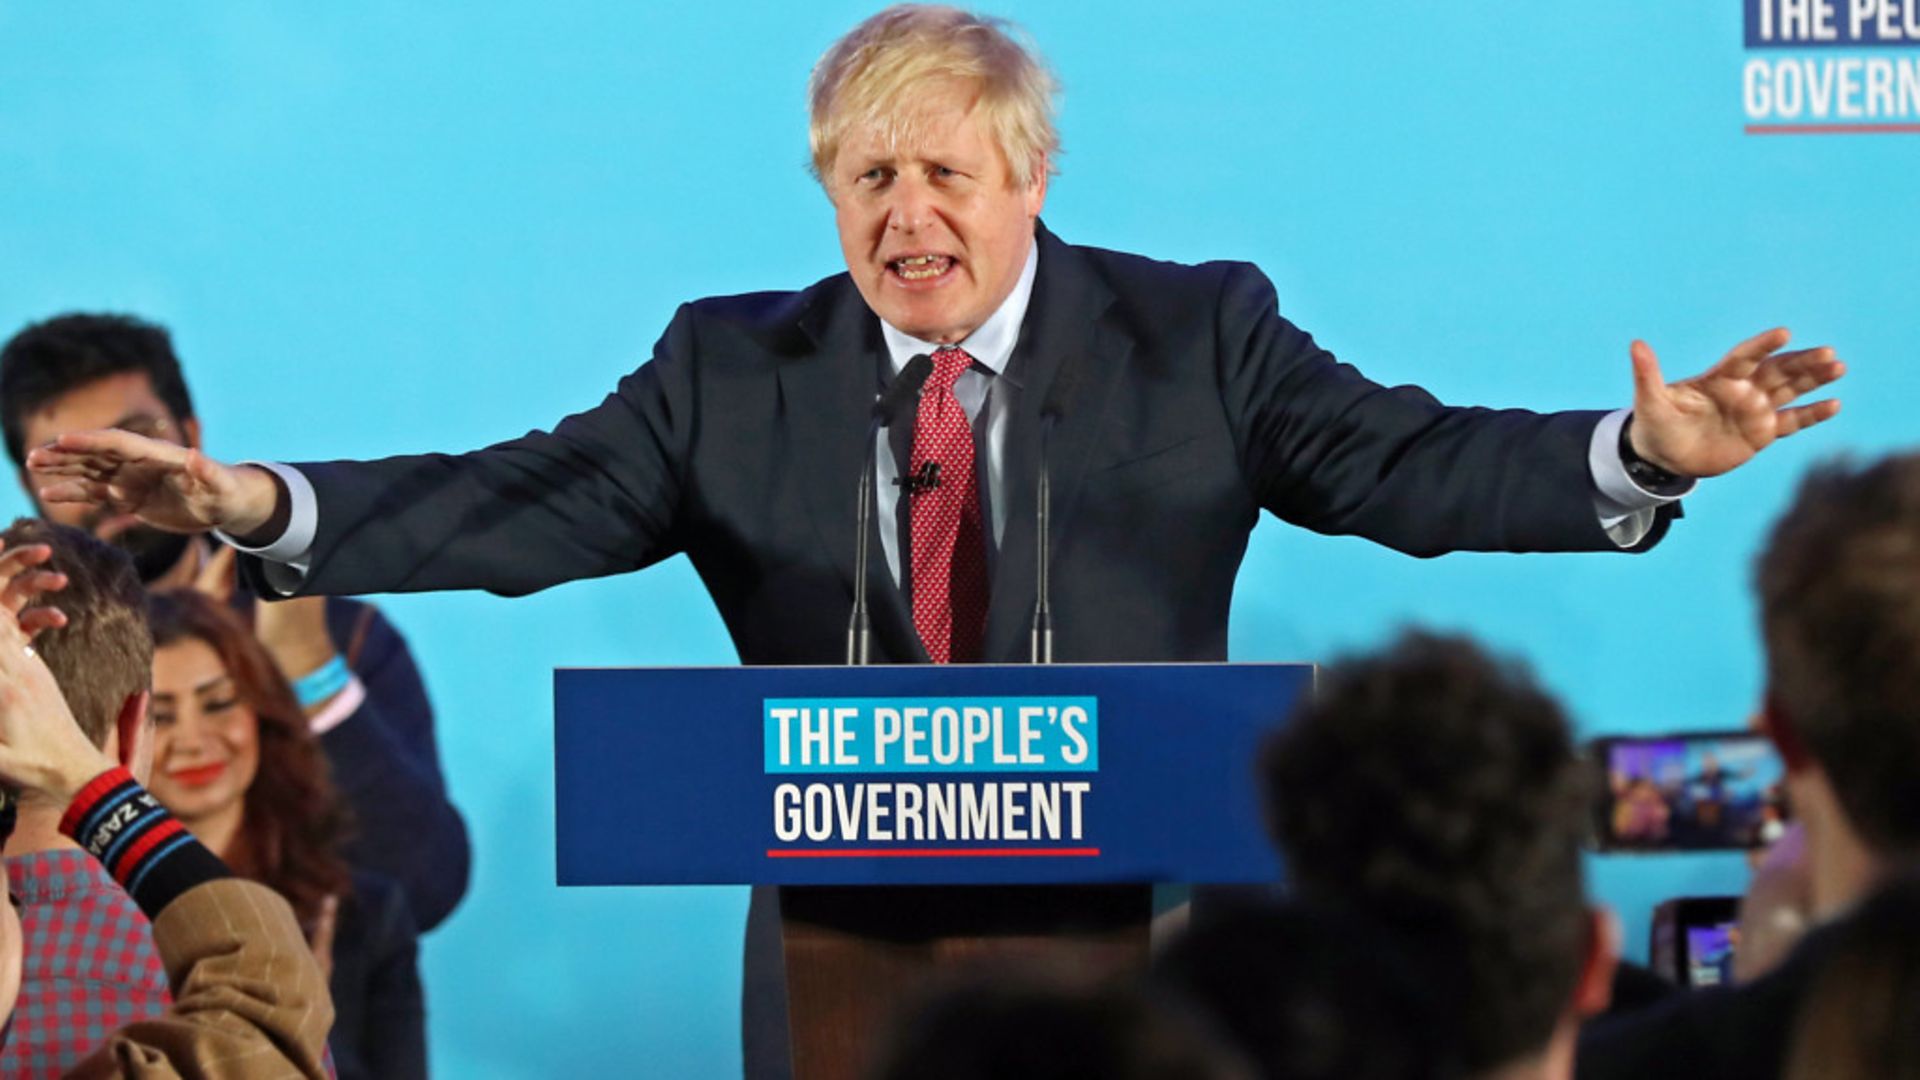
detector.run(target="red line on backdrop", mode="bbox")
[767,847,1102,858]
[1745,124,1920,135]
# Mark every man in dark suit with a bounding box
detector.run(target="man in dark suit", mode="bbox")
[23,7,1843,621]
[23,5,1845,1075]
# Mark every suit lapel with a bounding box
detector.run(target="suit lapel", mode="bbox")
[784,281,927,664]
[980,226,1130,662]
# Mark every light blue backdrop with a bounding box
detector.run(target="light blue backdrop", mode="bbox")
[2,3,1914,1076]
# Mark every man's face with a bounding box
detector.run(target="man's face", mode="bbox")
[16,372,200,581]
[828,84,1047,344]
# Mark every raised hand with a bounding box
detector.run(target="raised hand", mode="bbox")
[25,429,280,538]
[0,547,114,803]
[0,541,71,638]
[1628,328,1845,479]
[191,543,240,604]
[254,595,340,705]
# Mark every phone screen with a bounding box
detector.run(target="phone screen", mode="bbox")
[1685,923,1739,988]
[1592,731,1788,851]
[1651,895,1742,988]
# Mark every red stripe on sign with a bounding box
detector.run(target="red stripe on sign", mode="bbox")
[1745,124,1920,135]
[767,847,1102,858]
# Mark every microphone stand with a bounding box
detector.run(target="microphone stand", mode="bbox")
[848,354,933,665]
[1031,414,1055,664]
[848,448,880,665]
[1030,358,1084,664]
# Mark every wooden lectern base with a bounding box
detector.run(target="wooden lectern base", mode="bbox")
[779,884,1153,1080]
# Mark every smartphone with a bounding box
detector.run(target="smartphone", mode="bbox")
[1650,896,1742,988]
[1589,730,1789,852]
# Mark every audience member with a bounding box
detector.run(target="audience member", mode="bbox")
[1152,900,1454,1080]
[0,520,171,1077]
[868,963,1252,1080]
[1782,871,1920,1080]
[0,526,332,1075]
[146,589,424,1080]
[1263,631,1616,1080]
[1580,452,1920,1078]
[0,312,469,931]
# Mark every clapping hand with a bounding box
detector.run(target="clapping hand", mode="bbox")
[1627,328,1845,479]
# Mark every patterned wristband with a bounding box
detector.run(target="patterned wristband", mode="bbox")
[60,766,229,919]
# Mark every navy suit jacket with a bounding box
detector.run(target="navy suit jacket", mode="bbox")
[242,224,1673,1078]
[244,225,1666,661]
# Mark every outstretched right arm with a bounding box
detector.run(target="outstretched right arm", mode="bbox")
[29,306,700,600]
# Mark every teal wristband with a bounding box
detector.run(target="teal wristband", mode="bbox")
[292,655,351,708]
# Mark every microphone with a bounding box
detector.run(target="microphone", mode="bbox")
[849,354,933,665]
[895,461,941,497]
[1031,358,1086,664]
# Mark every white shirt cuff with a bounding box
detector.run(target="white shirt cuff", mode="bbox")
[212,461,317,594]
[1589,409,1693,548]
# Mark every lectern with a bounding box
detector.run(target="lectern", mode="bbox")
[556,662,1307,1079]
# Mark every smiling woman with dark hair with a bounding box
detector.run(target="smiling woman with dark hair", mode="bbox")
[145,588,426,1080]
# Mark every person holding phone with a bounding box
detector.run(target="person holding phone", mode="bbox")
[1581,453,1920,1079]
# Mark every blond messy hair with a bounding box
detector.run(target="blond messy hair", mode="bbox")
[809,5,1060,190]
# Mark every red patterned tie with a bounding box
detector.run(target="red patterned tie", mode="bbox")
[909,346,988,663]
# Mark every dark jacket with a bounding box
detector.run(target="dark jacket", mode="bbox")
[320,596,471,932]
[1578,924,1832,1080]
[242,225,1668,662]
[328,870,428,1080]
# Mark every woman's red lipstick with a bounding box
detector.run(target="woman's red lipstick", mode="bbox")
[169,762,227,787]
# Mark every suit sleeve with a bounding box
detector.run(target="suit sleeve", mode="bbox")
[240,303,702,599]
[1215,262,1670,556]
[324,599,471,932]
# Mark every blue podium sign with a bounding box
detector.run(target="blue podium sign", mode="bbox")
[555,663,1308,887]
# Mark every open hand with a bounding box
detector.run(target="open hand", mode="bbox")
[255,596,339,697]
[26,429,279,538]
[0,541,71,639]
[1628,328,1844,478]
[0,545,114,799]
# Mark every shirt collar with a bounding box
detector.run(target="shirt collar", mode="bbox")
[879,237,1039,379]
[7,848,119,905]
